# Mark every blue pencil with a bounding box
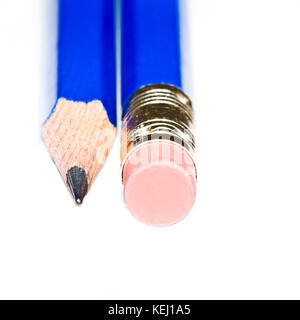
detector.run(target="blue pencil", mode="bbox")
[121,0,197,226]
[43,0,116,204]
[121,0,182,110]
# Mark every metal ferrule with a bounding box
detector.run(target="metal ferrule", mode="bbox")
[121,84,195,165]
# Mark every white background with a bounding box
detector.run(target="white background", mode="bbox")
[0,0,300,299]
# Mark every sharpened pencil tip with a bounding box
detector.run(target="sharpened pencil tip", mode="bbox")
[66,166,88,205]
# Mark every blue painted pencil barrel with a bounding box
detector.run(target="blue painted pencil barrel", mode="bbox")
[121,0,182,114]
[56,0,116,126]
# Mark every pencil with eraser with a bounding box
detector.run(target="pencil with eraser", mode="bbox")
[121,0,197,226]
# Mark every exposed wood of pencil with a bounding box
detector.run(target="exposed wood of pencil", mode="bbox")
[42,98,116,202]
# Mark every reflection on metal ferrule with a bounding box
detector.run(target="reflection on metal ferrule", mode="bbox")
[121,84,195,163]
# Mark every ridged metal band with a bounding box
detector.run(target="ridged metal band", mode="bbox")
[121,84,195,164]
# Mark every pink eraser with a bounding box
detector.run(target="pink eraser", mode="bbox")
[122,141,196,226]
